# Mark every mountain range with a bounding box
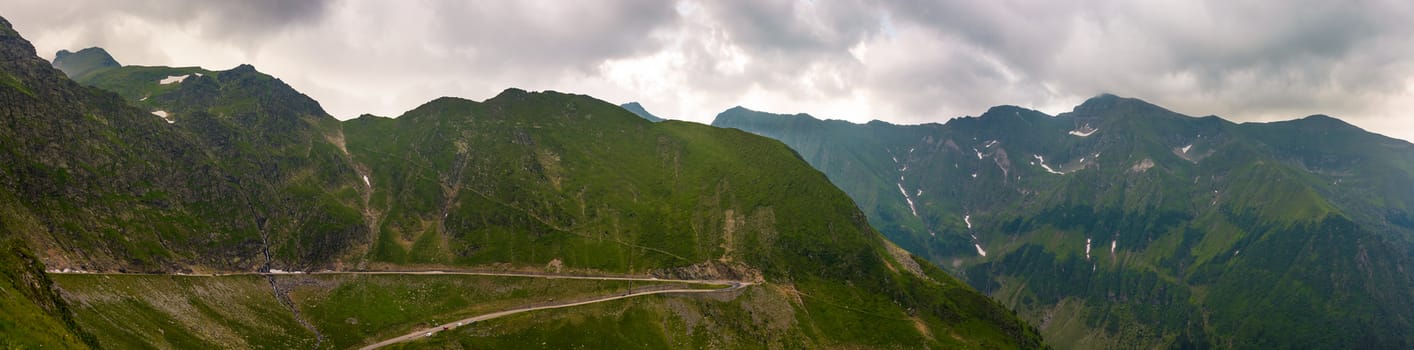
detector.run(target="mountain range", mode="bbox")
[713,94,1414,348]
[0,16,1041,349]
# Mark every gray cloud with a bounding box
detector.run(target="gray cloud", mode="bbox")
[5,0,331,53]
[1,0,1411,141]
[870,0,1414,133]
[426,1,679,72]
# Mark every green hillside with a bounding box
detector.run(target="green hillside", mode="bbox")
[714,95,1414,349]
[0,15,1042,348]
[0,240,96,349]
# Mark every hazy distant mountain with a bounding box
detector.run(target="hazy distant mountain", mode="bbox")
[714,95,1414,349]
[0,17,1041,349]
[619,101,664,122]
[50,47,119,81]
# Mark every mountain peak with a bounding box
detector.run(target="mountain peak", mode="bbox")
[1074,93,1141,110]
[619,101,664,122]
[1061,93,1188,121]
[230,63,257,73]
[493,87,529,100]
[52,47,121,81]
[1268,114,1365,133]
[54,47,116,62]
[1298,114,1347,125]
[724,105,753,113]
[1245,114,1361,133]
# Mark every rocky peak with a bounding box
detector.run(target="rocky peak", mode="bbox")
[51,47,120,80]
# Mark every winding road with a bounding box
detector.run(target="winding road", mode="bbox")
[358,278,749,350]
[52,270,752,350]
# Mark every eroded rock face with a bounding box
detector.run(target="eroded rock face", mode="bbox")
[651,260,763,283]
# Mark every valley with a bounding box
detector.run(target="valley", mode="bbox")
[6,2,1410,347]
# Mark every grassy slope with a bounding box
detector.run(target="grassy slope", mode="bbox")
[289,274,680,349]
[56,274,315,349]
[53,273,691,350]
[342,90,1042,348]
[0,240,96,349]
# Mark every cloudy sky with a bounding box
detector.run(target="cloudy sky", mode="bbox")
[4,0,1414,141]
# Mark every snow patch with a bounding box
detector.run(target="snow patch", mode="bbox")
[159,74,190,84]
[964,215,972,229]
[1085,238,1092,260]
[1033,155,1064,175]
[362,175,371,187]
[984,140,999,148]
[1181,144,1192,153]
[1068,128,1097,137]
[971,173,978,178]
[891,156,898,164]
[1111,240,1117,255]
[897,183,919,217]
[151,110,175,123]
[974,244,988,257]
[974,148,983,159]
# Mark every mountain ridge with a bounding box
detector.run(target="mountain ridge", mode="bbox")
[713,94,1414,349]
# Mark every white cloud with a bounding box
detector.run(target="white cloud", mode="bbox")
[1,0,1412,141]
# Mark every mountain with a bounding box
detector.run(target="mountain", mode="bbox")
[619,101,664,122]
[713,96,1414,349]
[51,47,119,81]
[0,16,1042,348]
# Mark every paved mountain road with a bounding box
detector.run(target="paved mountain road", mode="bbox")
[52,270,752,349]
[358,280,749,350]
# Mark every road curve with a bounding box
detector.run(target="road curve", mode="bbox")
[358,280,749,350]
[50,269,752,349]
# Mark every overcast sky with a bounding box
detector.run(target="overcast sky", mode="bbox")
[4,0,1413,141]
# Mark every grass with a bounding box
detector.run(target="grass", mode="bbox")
[388,284,802,350]
[0,240,94,349]
[288,273,686,349]
[0,70,33,97]
[52,273,702,349]
[54,274,315,349]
